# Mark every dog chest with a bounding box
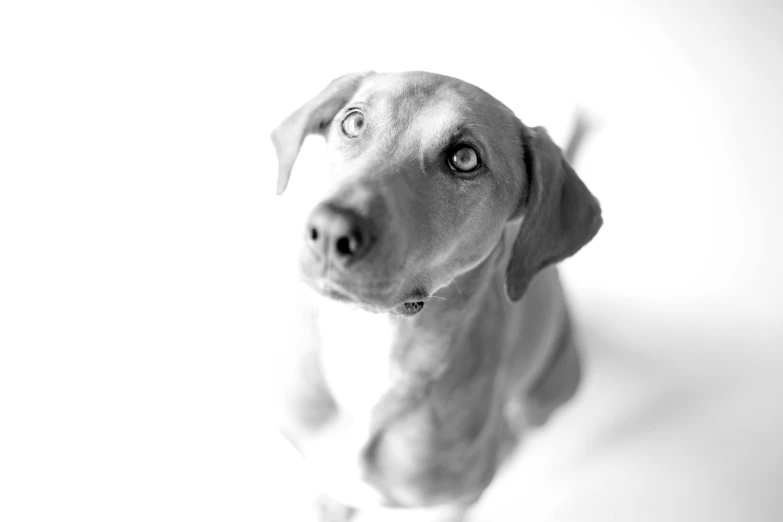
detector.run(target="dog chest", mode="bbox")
[314,300,399,415]
[302,299,401,507]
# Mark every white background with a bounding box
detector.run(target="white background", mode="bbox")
[2,1,782,521]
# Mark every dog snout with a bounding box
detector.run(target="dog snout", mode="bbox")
[305,203,374,266]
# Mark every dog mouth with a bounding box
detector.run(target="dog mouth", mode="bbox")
[307,278,427,317]
[392,301,426,317]
[391,289,429,317]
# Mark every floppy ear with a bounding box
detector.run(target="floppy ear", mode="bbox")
[270,71,374,195]
[505,126,603,302]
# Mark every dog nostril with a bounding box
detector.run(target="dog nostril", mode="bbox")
[336,232,361,256]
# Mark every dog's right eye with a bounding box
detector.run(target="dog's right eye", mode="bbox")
[448,145,481,175]
[341,111,366,138]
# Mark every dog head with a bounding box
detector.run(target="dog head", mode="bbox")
[271,71,602,315]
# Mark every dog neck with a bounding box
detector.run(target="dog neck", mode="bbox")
[297,226,519,509]
[372,230,512,423]
[309,224,515,427]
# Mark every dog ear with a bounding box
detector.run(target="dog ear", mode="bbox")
[270,71,374,195]
[505,126,603,302]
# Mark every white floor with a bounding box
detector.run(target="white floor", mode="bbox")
[2,1,782,521]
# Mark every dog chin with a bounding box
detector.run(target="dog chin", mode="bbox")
[304,278,426,317]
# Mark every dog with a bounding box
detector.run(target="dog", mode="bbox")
[270,71,602,521]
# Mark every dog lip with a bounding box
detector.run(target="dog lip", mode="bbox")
[310,279,360,303]
[304,277,393,311]
[390,300,425,317]
[304,276,428,316]
[390,289,429,317]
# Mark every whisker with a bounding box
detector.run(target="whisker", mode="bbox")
[454,281,464,303]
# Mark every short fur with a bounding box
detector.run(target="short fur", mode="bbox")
[270,71,602,521]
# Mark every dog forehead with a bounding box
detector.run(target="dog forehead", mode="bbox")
[354,73,516,144]
[361,73,507,118]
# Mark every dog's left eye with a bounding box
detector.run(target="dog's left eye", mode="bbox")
[341,111,366,138]
[448,146,480,173]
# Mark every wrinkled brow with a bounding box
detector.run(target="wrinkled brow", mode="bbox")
[360,92,379,108]
[359,84,443,120]
[429,121,491,151]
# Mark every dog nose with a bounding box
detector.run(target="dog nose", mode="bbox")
[305,203,373,264]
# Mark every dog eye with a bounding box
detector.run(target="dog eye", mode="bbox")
[341,111,366,138]
[448,146,480,173]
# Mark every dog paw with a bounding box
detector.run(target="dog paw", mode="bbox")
[313,494,358,522]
